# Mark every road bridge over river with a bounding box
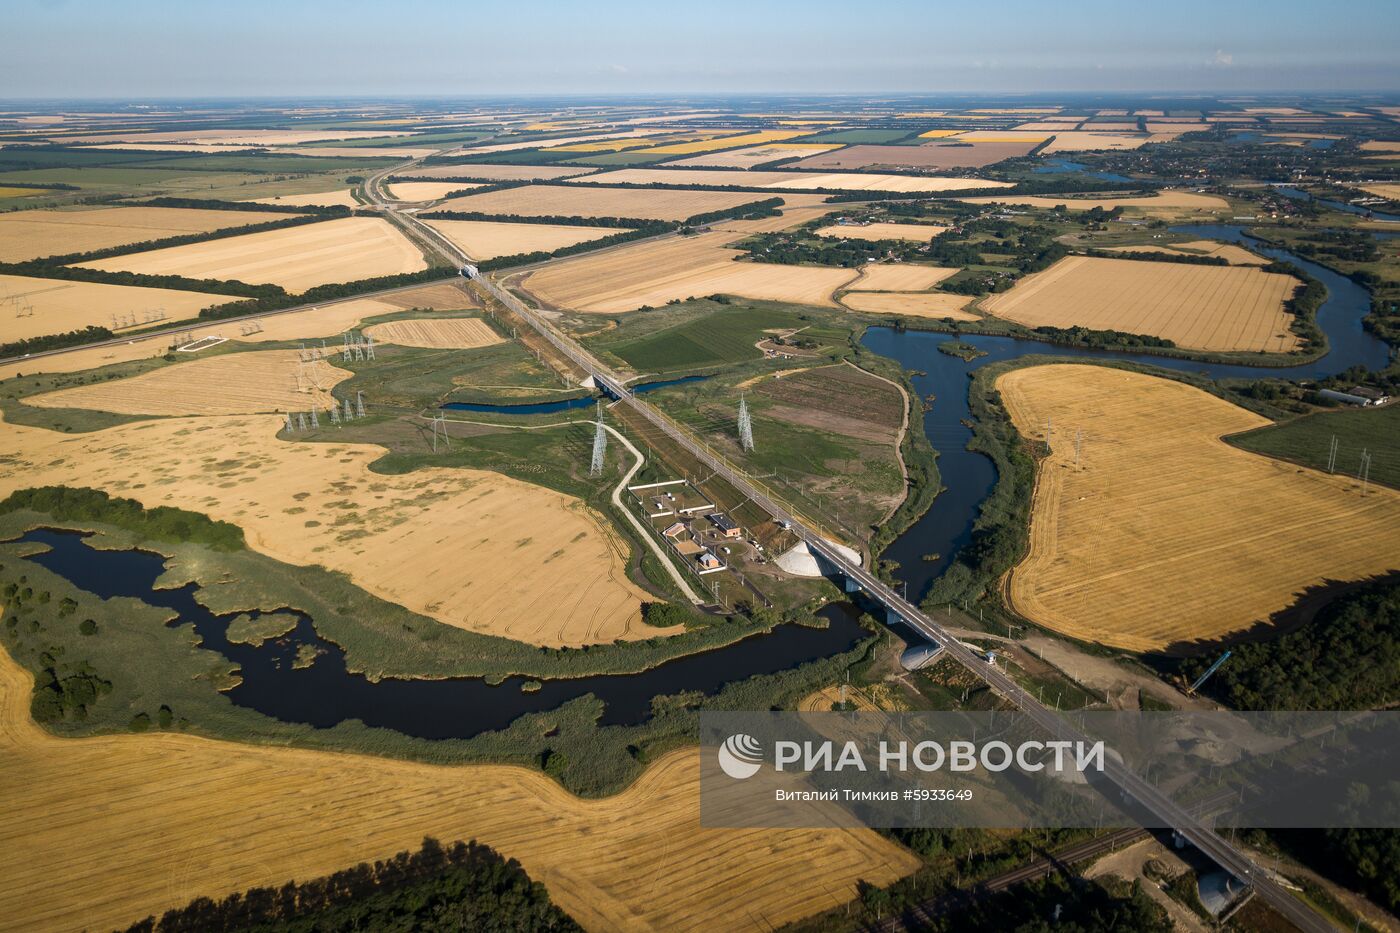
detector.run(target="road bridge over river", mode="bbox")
[366,165,1332,933]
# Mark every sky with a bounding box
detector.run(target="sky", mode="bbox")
[4,0,1399,99]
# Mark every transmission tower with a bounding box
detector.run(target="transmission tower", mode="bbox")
[329,404,341,425]
[310,408,320,429]
[1358,448,1372,497]
[343,397,354,421]
[589,402,608,477]
[297,412,307,431]
[364,333,376,361]
[1326,434,1338,473]
[342,333,352,361]
[431,413,450,452]
[284,412,294,432]
[737,394,754,452]
[356,391,366,418]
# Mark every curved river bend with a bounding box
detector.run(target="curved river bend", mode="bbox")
[14,227,1390,739]
[865,224,1391,600]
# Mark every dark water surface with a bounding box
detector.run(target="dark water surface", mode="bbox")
[19,527,865,739]
[864,224,1391,601]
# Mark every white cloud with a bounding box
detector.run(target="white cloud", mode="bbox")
[1212,49,1234,67]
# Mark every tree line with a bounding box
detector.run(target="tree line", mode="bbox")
[124,837,580,932]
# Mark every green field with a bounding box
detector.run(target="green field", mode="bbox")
[601,307,800,372]
[1229,403,1400,490]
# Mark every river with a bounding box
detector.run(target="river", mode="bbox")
[864,223,1391,601]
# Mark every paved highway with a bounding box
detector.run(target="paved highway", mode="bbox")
[363,163,1334,933]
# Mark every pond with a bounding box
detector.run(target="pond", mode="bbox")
[443,374,709,415]
[18,527,867,740]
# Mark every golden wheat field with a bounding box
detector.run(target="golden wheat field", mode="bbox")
[998,364,1400,653]
[0,648,917,933]
[568,168,1014,194]
[165,284,474,346]
[385,181,482,201]
[0,413,655,648]
[1099,239,1263,265]
[434,184,759,221]
[249,188,361,209]
[423,219,632,259]
[24,349,348,415]
[525,230,858,312]
[669,143,840,169]
[849,263,959,292]
[1038,132,1154,152]
[839,291,979,319]
[55,128,411,146]
[0,274,237,343]
[0,333,174,381]
[0,206,297,262]
[1358,183,1400,200]
[957,191,1227,214]
[400,163,598,181]
[980,256,1300,353]
[814,222,949,242]
[362,317,502,349]
[627,129,806,155]
[76,217,428,293]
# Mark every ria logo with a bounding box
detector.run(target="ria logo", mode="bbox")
[717,733,764,779]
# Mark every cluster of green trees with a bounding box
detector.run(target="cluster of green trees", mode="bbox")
[139,196,350,217]
[738,231,923,267]
[1,325,114,360]
[0,487,246,552]
[686,196,783,225]
[1265,260,1327,349]
[1289,229,1383,265]
[1084,247,1229,266]
[29,657,111,724]
[1177,578,1400,710]
[1029,324,1176,349]
[124,837,579,932]
[421,209,654,229]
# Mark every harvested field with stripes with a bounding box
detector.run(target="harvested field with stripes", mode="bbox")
[849,264,959,292]
[0,650,917,933]
[0,274,236,344]
[815,222,948,242]
[524,230,858,312]
[1099,239,1264,265]
[435,185,760,221]
[362,316,502,349]
[75,217,429,293]
[0,205,296,262]
[999,364,1400,653]
[423,219,633,259]
[23,349,348,415]
[386,181,481,201]
[0,413,652,647]
[568,168,1013,194]
[249,189,360,209]
[839,291,978,319]
[398,163,597,181]
[670,143,840,169]
[791,140,1038,170]
[980,256,1301,353]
